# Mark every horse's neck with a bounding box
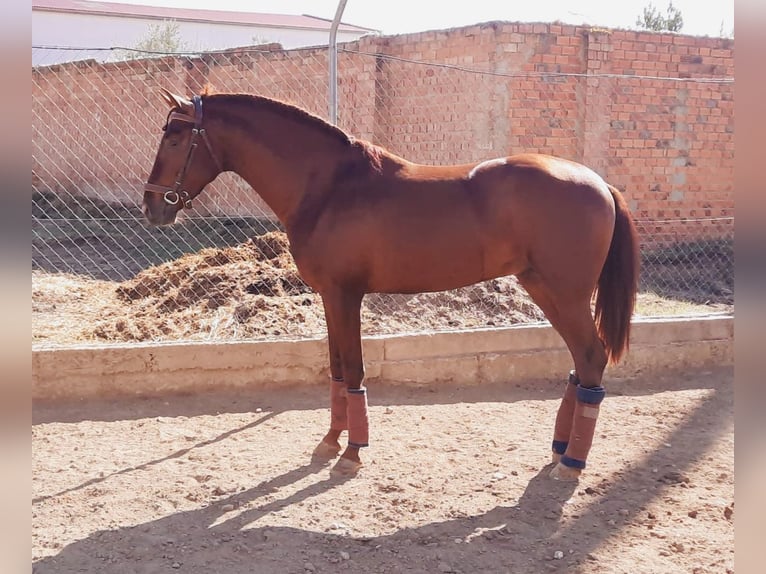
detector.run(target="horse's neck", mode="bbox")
[217,106,344,225]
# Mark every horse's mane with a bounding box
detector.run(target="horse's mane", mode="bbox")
[351,138,384,172]
[203,90,386,172]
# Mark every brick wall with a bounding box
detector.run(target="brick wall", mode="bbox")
[342,23,734,234]
[32,22,734,235]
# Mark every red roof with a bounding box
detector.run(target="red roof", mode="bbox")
[32,0,377,32]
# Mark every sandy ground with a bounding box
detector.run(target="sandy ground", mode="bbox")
[33,365,733,574]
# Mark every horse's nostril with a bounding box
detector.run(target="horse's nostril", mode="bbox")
[141,203,161,225]
[141,203,153,222]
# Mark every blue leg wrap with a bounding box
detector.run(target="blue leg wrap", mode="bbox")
[560,455,587,470]
[552,440,568,455]
[576,385,606,405]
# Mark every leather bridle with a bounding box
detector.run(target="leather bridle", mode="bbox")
[143,95,222,209]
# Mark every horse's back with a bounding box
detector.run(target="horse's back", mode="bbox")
[468,153,613,218]
[470,154,611,201]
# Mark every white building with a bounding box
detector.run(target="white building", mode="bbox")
[32,0,377,66]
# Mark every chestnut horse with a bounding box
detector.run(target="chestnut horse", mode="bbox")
[143,89,639,480]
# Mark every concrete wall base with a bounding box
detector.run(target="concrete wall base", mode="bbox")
[32,315,733,401]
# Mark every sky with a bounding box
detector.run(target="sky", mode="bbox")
[116,0,735,38]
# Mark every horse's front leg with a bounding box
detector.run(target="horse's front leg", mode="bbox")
[312,299,346,461]
[320,288,367,477]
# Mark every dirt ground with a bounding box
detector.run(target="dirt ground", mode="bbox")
[33,365,733,574]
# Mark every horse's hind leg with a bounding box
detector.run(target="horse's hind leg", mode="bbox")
[517,274,572,463]
[547,303,608,480]
[518,273,608,480]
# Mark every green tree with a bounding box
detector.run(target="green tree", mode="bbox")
[130,20,186,57]
[636,1,684,32]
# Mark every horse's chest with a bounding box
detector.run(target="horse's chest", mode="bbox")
[288,249,322,291]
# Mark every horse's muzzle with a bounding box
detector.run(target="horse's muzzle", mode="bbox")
[141,195,177,226]
[141,203,171,226]
[142,182,193,225]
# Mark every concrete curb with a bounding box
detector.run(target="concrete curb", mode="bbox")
[32,315,733,401]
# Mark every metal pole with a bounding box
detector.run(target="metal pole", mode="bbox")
[328,0,348,125]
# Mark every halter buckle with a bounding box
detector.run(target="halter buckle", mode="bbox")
[163,190,180,205]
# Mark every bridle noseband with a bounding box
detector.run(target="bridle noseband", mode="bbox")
[144,95,222,209]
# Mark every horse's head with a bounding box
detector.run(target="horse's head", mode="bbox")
[142,88,223,226]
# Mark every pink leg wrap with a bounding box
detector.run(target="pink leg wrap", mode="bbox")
[552,371,579,455]
[330,378,348,431]
[560,385,606,471]
[347,388,369,448]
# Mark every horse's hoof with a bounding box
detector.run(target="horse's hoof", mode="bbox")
[330,456,362,478]
[312,440,341,461]
[549,462,582,481]
[551,452,562,465]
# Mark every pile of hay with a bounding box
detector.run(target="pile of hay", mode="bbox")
[33,232,545,345]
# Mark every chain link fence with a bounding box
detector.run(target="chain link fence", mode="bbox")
[32,44,733,348]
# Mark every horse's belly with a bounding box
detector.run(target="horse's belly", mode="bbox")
[367,238,525,294]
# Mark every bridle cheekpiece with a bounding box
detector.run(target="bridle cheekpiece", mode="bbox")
[143,95,222,209]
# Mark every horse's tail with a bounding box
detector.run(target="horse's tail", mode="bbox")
[595,185,640,365]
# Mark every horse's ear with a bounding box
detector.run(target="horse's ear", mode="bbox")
[159,88,193,115]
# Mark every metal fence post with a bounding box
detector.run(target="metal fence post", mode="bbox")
[328,0,348,125]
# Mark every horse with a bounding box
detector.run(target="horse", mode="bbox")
[142,88,639,481]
